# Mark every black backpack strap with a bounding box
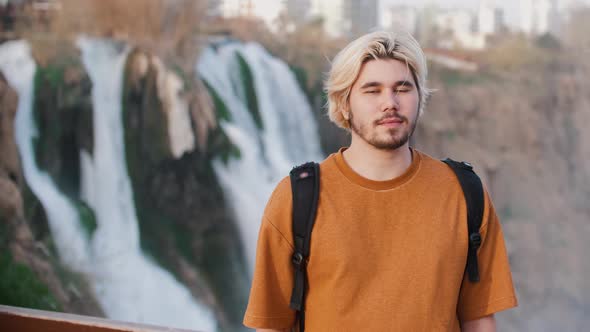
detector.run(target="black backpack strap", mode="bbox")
[289,162,320,332]
[442,159,484,283]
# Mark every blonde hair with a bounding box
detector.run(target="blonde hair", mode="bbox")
[325,30,431,129]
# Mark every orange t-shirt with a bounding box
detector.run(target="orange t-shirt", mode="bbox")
[244,148,518,331]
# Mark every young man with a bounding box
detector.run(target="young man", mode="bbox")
[243,31,518,331]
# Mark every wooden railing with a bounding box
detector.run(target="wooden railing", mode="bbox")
[0,304,200,332]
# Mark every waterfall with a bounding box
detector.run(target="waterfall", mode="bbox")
[2,36,324,329]
[197,43,324,271]
[0,39,217,331]
[0,40,91,270]
[77,37,216,331]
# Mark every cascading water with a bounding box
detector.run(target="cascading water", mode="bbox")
[0,39,216,331]
[0,40,91,270]
[2,36,324,329]
[239,44,323,166]
[77,36,216,331]
[197,43,324,271]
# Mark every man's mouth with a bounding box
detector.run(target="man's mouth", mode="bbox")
[377,117,404,127]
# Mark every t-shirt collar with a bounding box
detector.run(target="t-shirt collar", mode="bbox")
[333,146,421,191]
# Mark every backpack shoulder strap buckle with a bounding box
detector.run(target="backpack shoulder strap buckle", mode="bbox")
[292,252,306,271]
[469,232,482,249]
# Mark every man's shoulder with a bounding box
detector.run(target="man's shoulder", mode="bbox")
[415,149,493,205]
[414,149,459,179]
[261,156,333,247]
[412,149,491,202]
[266,175,292,211]
[265,154,336,214]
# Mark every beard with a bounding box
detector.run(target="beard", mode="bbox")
[349,110,418,151]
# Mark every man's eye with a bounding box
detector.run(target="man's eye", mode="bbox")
[395,88,411,93]
[365,90,378,94]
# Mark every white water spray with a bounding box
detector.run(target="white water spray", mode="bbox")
[197,43,323,271]
[0,40,91,270]
[1,39,217,331]
[77,36,216,331]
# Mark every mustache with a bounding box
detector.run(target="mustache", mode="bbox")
[375,113,407,125]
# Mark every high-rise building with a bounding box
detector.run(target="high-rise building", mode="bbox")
[535,0,552,34]
[415,4,439,45]
[216,0,246,17]
[211,0,284,30]
[547,0,561,35]
[494,8,506,32]
[434,9,474,36]
[478,0,496,35]
[519,0,560,36]
[342,0,378,38]
[311,0,346,37]
[311,0,377,38]
[381,5,418,35]
[432,8,487,49]
[520,0,532,34]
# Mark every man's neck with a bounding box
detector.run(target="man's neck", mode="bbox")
[342,139,412,182]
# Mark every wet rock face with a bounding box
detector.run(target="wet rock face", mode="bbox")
[0,73,22,221]
[122,49,249,330]
[2,45,249,328]
[0,177,22,222]
[0,70,103,317]
[32,58,94,198]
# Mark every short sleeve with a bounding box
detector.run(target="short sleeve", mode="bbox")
[243,178,297,329]
[456,189,518,322]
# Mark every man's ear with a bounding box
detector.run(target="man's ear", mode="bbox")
[341,103,350,120]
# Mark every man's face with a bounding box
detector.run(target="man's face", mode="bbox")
[347,58,420,151]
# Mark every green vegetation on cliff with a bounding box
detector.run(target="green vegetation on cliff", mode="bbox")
[235,53,263,130]
[75,200,97,239]
[0,252,61,311]
[201,80,242,164]
[0,221,60,311]
[32,60,94,199]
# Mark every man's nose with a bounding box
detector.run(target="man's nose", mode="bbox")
[382,90,400,111]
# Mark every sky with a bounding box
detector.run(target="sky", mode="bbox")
[380,0,589,28]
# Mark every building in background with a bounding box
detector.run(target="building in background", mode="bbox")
[381,5,418,35]
[310,0,345,37]
[494,7,506,32]
[414,1,508,50]
[432,8,487,49]
[218,0,254,18]
[342,0,378,37]
[519,0,561,36]
[546,0,562,36]
[208,0,285,31]
[310,0,377,38]
[434,8,474,37]
[415,4,438,47]
[205,0,578,45]
[478,0,497,35]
